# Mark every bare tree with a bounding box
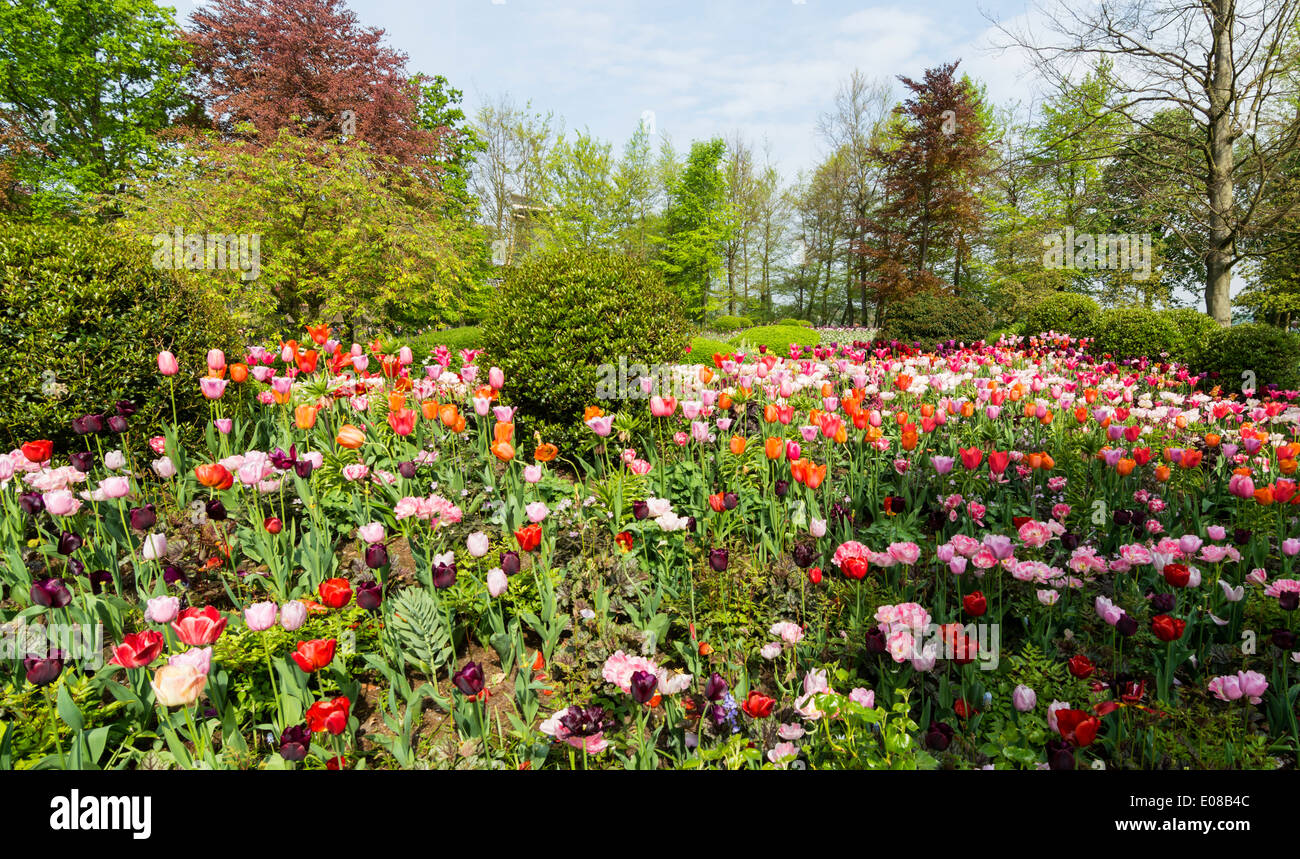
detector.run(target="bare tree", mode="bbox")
[993,0,1300,324]
[471,93,555,263]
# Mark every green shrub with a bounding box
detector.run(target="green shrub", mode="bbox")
[711,315,753,332]
[1091,307,1182,361]
[0,221,241,451]
[1023,292,1100,339]
[408,326,484,358]
[481,248,688,453]
[776,317,813,328]
[687,336,733,361]
[729,324,818,355]
[1158,307,1219,365]
[1196,322,1300,391]
[880,292,993,347]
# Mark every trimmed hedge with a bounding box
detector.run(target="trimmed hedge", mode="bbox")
[410,326,484,357]
[1023,292,1100,339]
[0,220,241,451]
[1158,307,1218,365]
[1196,323,1300,392]
[1091,307,1181,361]
[776,318,813,328]
[687,336,733,361]
[481,248,688,452]
[880,292,994,348]
[711,315,754,332]
[729,324,819,355]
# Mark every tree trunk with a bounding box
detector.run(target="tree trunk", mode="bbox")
[1204,0,1235,326]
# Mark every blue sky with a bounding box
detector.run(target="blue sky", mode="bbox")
[163,0,1046,174]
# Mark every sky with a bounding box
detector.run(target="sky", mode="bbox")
[162,0,1049,176]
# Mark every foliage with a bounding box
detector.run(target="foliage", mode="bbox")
[114,129,486,336]
[410,327,485,357]
[0,0,191,215]
[1158,307,1220,365]
[1091,307,1181,361]
[729,324,818,354]
[880,291,994,347]
[0,220,239,449]
[1196,322,1300,391]
[687,336,733,361]
[1023,292,1101,338]
[710,315,753,332]
[776,318,813,327]
[657,138,729,323]
[482,247,688,451]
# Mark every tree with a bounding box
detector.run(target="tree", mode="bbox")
[115,129,485,336]
[186,0,435,169]
[658,138,729,322]
[996,0,1300,324]
[535,129,617,250]
[0,0,191,213]
[415,73,486,217]
[470,93,554,264]
[611,120,660,261]
[862,62,991,324]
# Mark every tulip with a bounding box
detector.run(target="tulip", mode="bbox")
[500,550,521,576]
[244,601,278,631]
[172,606,227,646]
[319,578,353,608]
[305,696,351,734]
[364,543,389,569]
[151,663,207,707]
[31,577,72,609]
[109,631,165,668]
[487,567,508,597]
[708,547,729,572]
[335,424,366,449]
[280,725,311,762]
[280,600,308,631]
[356,580,382,611]
[145,595,180,624]
[1012,684,1037,712]
[453,661,485,697]
[26,652,64,686]
[466,531,490,557]
[199,377,228,400]
[157,351,179,375]
[129,504,157,531]
[291,639,337,673]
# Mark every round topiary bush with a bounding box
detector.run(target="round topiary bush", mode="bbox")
[1023,292,1101,339]
[687,336,733,362]
[880,291,993,348]
[1196,322,1300,392]
[711,315,753,333]
[776,317,813,328]
[1091,307,1182,361]
[729,324,818,355]
[481,248,688,452]
[0,221,241,451]
[1158,307,1219,365]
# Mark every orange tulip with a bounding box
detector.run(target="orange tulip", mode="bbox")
[718,393,733,410]
[1074,406,1088,424]
[790,459,808,484]
[388,408,416,436]
[296,349,319,374]
[1116,458,1136,476]
[295,404,319,429]
[229,363,249,383]
[805,462,827,489]
[920,404,935,418]
[494,421,514,444]
[1254,487,1275,506]
[336,424,365,449]
[1155,464,1172,482]
[1280,458,1298,476]
[1039,411,1054,426]
[764,404,779,424]
[534,442,558,463]
[194,463,233,490]
[729,435,747,455]
[421,401,439,420]
[451,414,467,434]
[698,367,714,385]
[388,393,407,412]
[765,437,783,460]
[305,324,330,345]
[584,405,605,421]
[834,424,847,444]
[439,404,459,427]
[901,430,918,451]
[960,402,975,418]
[1204,433,1221,447]
[894,411,909,426]
[491,440,514,461]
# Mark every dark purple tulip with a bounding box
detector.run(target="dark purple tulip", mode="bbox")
[499,550,520,576]
[1233,528,1252,546]
[279,725,310,761]
[68,557,84,578]
[925,721,953,751]
[397,461,418,479]
[704,672,728,701]
[83,414,104,433]
[71,416,90,435]
[57,531,83,555]
[791,543,816,569]
[1060,532,1080,551]
[1150,593,1175,614]
[1046,739,1075,770]
[685,516,697,533]
[31,577,72,608]
[1112,510,1132,526]
[1116,613,1138,637]
[162,564,188,587]
[1273,627,1297,648]
[865,626,888,654]
[630,670,658,704]
[115,400,137,417]
[722,492,738,510]
[1279,593,1299,612]
[25,652,64,686]
[432,561,456,589]
[107,415,128,434]
[364,543,389,569]
[89,569,113,594]
[708,704,727,728]
[19,493,44,516]
[129,504,157,531]
[559,705,612,738]
[205,498,227,521]
[356,580,382,611]
[294,460,314,479]
[708,548,729,572]
[69,450,95,472]
[269,446,297,470]
[453,661,484,697]
[774,479,789,497]
[632,500,649,520]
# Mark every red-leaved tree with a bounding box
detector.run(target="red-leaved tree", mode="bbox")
[185,0,438,168]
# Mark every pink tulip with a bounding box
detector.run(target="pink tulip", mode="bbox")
[199,377,228,400]
[157,351,179,376]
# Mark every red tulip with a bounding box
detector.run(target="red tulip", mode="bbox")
[291,639,337,673]
[305,696,352,734]
[1162,563,1190,588]
[515,523,542,552]
[171,606,227,646]
[963,591,987,617]
[109,630,165,668]
[318,578,353,608]
[959,447,983,470]
[988,450,1010,475]
[741,690,776,718]
[1151,614,1186,642]
[1067,653,1095,679]
[1056,709,1099,747]
[21,440,53,463]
